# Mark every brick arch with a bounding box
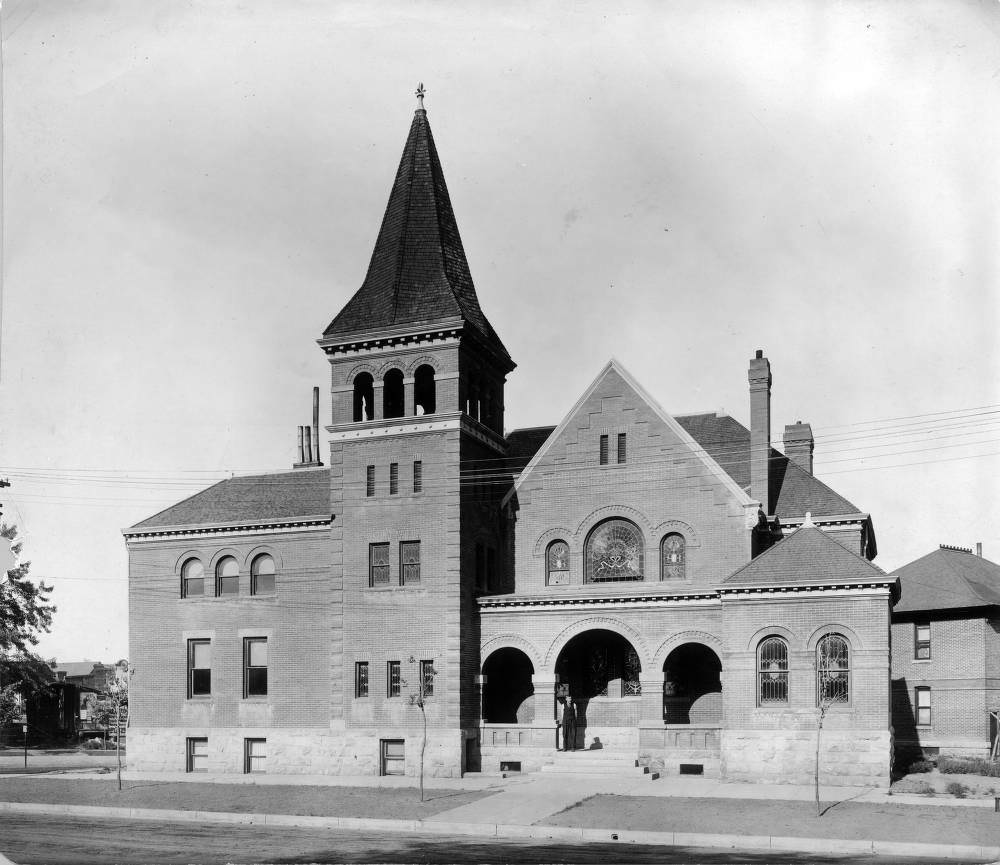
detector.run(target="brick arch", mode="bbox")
[404,355,441,376]
[208,547,242,574]
[345,363,379,385]
[532,527,575,557]
[806,623,864,652]
[745,624,798,652]
[173,549,205,574]
[573,505,654,542]
[652,630,724,670]
[481,635,543,672]
[543,616,651,671]
[376,361,406,379]
[243,545,283,571]
[651,519,701,548]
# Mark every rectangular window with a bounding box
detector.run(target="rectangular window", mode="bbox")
[475,543,485,591]
[915,686,931,726]
[599,434,609,465]
[381,739,405,776]
[387,661,401,697]
[366,465,375,497]
[390,462,398,495]
[355,661,369,698]
[486,547,496,591]
[244,738,266,774]
[243,637,268,697]
[186,737,208,772]
[400,541,420,585]
[187,639,211,698]
[914,622,931,660]
[617,433,627,464]
[420,660,435,697]
[369,543,390,586]
[413,460,422,493]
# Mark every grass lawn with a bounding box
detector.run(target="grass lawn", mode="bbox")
[0,778,495,820]
[548,794,1000,847]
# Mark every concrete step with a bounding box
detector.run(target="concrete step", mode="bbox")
[539,753,659,780]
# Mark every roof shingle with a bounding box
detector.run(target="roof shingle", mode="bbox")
[893,546,1000,613]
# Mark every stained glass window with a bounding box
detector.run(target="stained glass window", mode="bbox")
[369,543,390,586]
[623,647,642,696]
[547,540,570,585]
[817,634,850,704]
[757,636,788,704]
[400,541,420,585]
[585,519,644,582]
[661,534,686,580]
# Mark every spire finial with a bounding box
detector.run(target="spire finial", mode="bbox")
[415,82,426,110]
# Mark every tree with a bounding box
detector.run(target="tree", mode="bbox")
[91,663,132,790]
[407,656,436,802]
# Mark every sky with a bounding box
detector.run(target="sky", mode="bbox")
[1,0,998,664]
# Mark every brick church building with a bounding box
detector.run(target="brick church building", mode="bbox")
[126,99,900,786]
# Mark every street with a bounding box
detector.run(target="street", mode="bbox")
[0,815,986,865]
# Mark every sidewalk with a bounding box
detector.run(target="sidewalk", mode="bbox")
[1,770,998,861]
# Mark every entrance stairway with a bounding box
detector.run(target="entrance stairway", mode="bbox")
[538,749,659,780]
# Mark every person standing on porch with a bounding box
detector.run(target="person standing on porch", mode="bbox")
[561,696,577,751]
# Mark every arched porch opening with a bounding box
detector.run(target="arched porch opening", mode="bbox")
[482,648,535,723]
[662,643,722,724]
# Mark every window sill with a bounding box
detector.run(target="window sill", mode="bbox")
[367,585,426,592]
[242,696,268,702]
[911,659,932,664]
[186,696,212,701]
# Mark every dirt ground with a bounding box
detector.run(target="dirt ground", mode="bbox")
[891,770,1000,798]
[548,794,1000,846]
[0,777,491,819]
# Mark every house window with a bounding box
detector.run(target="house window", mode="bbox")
[413,460,423,493]
[366,465,375,497]
[420,660,435,697]
[390,462,399,495]
[617,433,627,464]
[244,738,266,774]
[181,558,204,598]
[400,541,420,586]
[915,686,931,726]
[599,434,609,465]
[387,661,401,697]
[546,540,570,585]
[914,622,931,660]
[757,636,789,705]
[355,661,369,698]
[216,556,239,596]
[243,638,267,697]
[816,634,850,704]
[187,640,211,698]
[380,739,405,776]
[661,534,686,580]
[186,737,208,772]
[369,543,390,586]
[585,518,644,582]
[251,554,275,596]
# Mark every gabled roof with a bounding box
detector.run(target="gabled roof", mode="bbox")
[51,662,103,679]
[322,109,510,365]
[893,546,1000,614]
[128,468,331,531]
[503,359,753,509]
[722,524,889,589]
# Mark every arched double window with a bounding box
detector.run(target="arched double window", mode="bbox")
[660,533,686,580]
[757,636,788,705]
[816,634,850,704]
[251,554,276,596]
[546,540,570,585]
[585,519,644,583]
[181,558,204,598]
[216,556,239,596]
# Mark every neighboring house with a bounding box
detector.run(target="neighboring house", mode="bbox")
[891,544,1000,762]
[29,660,129,741]
[125,99,900,786]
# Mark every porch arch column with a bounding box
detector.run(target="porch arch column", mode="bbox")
[532,673,560,749]
[639,671,666,726]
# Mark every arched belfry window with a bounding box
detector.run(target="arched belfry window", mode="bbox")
[660,533,686,580]
[546,540,570,585]
[816,634,850,704]
[383,369,404,419]
[414,365,436,416]
[585,519,644,583]
[757,636,788,705]
[353,373,374,422]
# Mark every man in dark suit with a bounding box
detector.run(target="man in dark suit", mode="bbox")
[561,696,577,751]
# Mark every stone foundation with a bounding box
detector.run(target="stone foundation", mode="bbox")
[722,728,892,787]
[128,726,467,778]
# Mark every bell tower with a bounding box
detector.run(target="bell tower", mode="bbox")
[318,89,514,772]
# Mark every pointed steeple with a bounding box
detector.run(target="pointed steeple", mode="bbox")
[324,101,511,366]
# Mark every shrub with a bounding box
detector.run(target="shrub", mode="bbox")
[938,756,1000,777]
[907,759,934,774]
[79,737,105,750]
[892,779,935,795]
[945,781,969,798]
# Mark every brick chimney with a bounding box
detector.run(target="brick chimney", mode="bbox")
[783,421,814,474]
[748,350,772,514]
